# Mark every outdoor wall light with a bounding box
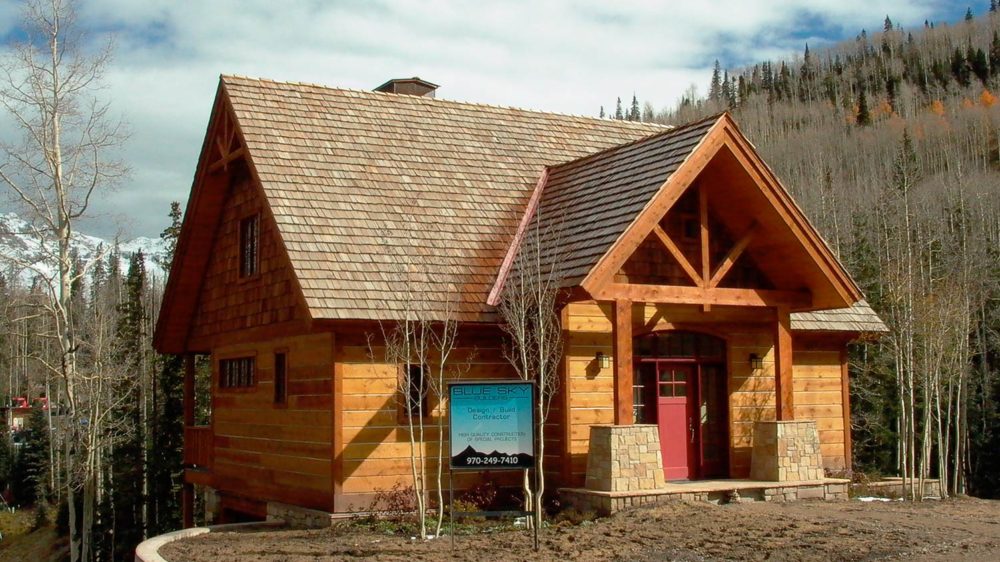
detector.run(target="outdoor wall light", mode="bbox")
[595,351,612,369]
[748,353,763,370]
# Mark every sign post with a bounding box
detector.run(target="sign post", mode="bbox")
[448,380,537,549]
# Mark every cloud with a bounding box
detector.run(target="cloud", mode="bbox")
[0,0,974,238]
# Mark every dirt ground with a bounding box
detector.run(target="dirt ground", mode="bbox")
[159,497,1000,561]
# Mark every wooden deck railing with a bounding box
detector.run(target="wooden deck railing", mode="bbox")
[183,425,213,468]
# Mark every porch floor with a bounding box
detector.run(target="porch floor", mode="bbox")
[560,478,850,515]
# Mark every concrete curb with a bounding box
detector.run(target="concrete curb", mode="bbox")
[134,520,284,562]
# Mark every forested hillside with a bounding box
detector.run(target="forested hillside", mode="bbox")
[627,9,1000,497]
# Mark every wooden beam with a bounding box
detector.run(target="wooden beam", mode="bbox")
[182,482,194,528]
[208,146,245,173]
[612,299,633,425]
[184,353,195,427]
[580,118,727,295]
[699,183,711,311]
[593,283,811,309]
[709,223,757,288]
[560,306,573,486]
[651,224,703,286]
[332,334,345,513]
[840,346,853,471]
[774,306,794,421]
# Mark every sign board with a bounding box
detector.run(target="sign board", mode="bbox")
[448,381,535,470]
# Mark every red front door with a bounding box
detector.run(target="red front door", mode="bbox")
[656,363,696,480]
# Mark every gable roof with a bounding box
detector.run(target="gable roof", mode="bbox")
[157,76,887,353]
[194,76,666,322]
[492,112,865,313]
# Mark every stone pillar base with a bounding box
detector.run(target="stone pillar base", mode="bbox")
[585,425,666,492]
[750,420,824,482]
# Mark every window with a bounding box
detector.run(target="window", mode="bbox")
[239,214,259,278]
[220,357,255,389]
[274,352,287,405]
[402,364,428,419]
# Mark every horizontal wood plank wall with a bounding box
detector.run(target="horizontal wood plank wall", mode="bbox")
[792,345,846,471]
[189,173,304,349]
[724,323,777,478]
[336,330,522,509]
[211,333,333,511]
[564,302,615,486]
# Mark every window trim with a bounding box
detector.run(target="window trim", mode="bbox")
[397,363,431,424]
[273,349,288,407]
[239,212,260,279]
[217,355,258,392]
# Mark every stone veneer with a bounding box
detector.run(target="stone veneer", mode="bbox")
[750,420,825,482]
[585,424,666,492]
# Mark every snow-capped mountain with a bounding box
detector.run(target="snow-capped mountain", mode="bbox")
[0,212,169,284]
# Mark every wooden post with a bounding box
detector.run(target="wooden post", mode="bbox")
[612,300,634,425]
[840,346,853,471]
[774,307,794,420]
[183,353,195,427]
[182,353,196,528]
[182,483,194,528]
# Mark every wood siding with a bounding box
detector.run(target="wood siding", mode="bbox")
[210,333,333,511]
[335,330,531,509]
[189,172,305,349]
[792,344,848,471]
[562,301,850,482]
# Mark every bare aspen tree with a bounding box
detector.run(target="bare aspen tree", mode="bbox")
[498,211,564,529]
[0,1,127,559]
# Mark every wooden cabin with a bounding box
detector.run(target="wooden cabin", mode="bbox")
[153,76,886,525]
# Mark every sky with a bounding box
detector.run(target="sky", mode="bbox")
[0,0,987,239]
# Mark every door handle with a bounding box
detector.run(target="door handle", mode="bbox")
[689,418,695,444]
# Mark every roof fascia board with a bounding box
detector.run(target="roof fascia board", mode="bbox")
[579,115,727,295]
[486,168,549,306]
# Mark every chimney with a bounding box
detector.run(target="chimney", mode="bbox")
[373,77,438,98]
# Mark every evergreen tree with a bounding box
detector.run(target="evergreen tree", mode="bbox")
[110,251,147,560]
[614,97,623,120]
[709,60,723,102]
[856,85,871,126]
[155,202,183,271]
[598,106,605,119]
[629,94,640,121]
[970,47,989,83]
[0,427,13,495]
[12,408,50,505]
[990,32,1000,77]
[991,0,997,13]
[965,7,974,22]
[148,204,186,535]
[883,15,893,32]
[952,47,970,86]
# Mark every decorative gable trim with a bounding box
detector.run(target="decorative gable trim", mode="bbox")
[486,168,549,306]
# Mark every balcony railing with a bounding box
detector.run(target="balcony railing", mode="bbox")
[184,425,213,468]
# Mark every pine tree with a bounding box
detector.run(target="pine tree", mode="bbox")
[952,48,971,86]
[598,106,605,119]
[884,16,893,32]
[148,204,186,535]
[12,408,50,505]
[110,251,147,560]
[965,7,974,22]
[709,60,723,102]
[970,47,989,83]
[0,427,13,495]
[991,0,997,13]
[990,32,1000,77]
[614,97,623,120]
[629,94,640,121]
[857,85,871,126]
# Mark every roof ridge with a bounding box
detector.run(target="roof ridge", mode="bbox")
[220,74,670,131]
[547,112,725,175]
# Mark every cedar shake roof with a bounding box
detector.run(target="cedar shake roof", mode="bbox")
[222,75,667,321]
[157,76,887,352]
[528,114,720,286]
[790,300,889,333]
